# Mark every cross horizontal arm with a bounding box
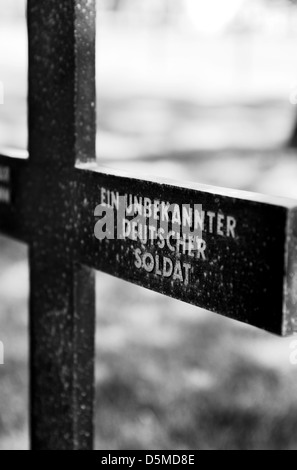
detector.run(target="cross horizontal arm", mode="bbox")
[75,164,297,336]
[0,154,30,242]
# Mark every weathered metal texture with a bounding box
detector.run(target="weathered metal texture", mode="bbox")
[283,207,297,335]
[1,0,297,453]
[77,166,297,337]
[27,0,96,450]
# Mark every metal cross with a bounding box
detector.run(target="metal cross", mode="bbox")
[0,0,296,450]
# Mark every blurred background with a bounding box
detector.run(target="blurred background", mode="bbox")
[1,0,297,450]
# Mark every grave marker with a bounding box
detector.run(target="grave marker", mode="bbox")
[0,0,297,450]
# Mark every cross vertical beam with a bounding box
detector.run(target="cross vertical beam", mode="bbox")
[27,0,96,449]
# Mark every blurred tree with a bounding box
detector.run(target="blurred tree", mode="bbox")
[266,0,297,147]
[289,119,297,147]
